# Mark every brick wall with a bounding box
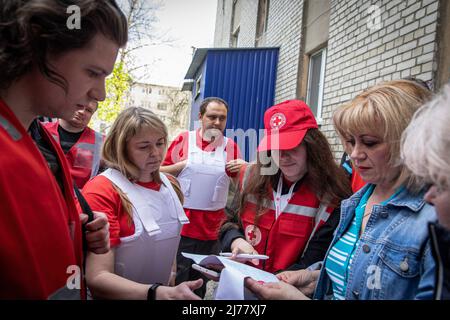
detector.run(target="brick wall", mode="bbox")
[213,0,441,159]
[321,0,440,158]
[237,0,259,47]
[213,0,233,47]
[214,0,304,103]
[264,0,304,103]
[213,0,258,47]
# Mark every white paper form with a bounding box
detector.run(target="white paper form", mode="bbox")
[182,252,279,300]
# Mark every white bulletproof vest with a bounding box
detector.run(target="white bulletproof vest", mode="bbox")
[177,130,230,211]
[100,168,189,285]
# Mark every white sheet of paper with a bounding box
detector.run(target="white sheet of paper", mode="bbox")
[182,252,279,300]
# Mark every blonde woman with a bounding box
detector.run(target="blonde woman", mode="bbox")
[245,80,437,300]
[402,84,450,300]
[83,107,202,300]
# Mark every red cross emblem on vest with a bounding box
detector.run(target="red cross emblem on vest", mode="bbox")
[245,224,262,246]
[270,113,286,129]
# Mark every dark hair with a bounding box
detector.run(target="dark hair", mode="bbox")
[0,0,128,92]
[199,97,229,116]
[240,128,351,222]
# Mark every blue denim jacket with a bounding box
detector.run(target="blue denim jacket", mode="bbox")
[313,184,437,300]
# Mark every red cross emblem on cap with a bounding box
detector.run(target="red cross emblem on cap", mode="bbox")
[270,113,286,129]
[245,224,262,246]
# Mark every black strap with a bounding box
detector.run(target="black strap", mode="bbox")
[74,184,94,224]
[74,183,94,252]
[73,183,94,299]
[147,283,163,300]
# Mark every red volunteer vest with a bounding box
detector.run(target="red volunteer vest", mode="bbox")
[351,168,366,193]
[44,121,103,189]
[238,166,334,273]
[0,100,84,299]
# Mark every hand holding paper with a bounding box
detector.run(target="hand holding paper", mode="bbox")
[182,252,279,300]
[244,277,310,300]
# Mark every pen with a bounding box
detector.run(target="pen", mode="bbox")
[219,252,269,260]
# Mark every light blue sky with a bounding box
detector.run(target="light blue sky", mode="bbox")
[134,0,218,88]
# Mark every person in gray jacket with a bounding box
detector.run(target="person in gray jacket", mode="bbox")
[402,83,450,300]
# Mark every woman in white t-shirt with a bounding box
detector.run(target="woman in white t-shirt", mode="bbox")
[83,107,202,300]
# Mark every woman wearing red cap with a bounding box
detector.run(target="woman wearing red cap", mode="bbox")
[244,80,437,300]
[220,100,351,273]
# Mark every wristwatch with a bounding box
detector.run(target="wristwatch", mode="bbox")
[147,283,162,300]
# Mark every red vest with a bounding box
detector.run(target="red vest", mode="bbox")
[44,122,103,189]
[351,168,366,193]
[0,100,84,299]
[238,166,334,273]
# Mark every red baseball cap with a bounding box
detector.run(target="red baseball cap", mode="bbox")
[257,100,318,152]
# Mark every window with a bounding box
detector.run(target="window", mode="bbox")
[143,87,152,94]
[157,103,167,111]
[230,0,241,47]
[255,0,270,46]
[306,47,327,121]
[231,27,240,48]
[195,75,202,99]
[298,0,330,119]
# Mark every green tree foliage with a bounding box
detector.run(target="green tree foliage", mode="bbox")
[96,61,132,124]
[94,1,167,129]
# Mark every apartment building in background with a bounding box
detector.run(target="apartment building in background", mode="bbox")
[128,82,191,141]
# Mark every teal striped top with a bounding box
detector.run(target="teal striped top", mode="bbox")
[324,184,375,300]
[324,184,403,300]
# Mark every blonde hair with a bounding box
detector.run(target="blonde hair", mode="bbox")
[333,80,432,190]
[166,173,184,205]
[102,107,168,217]
[401,84,450,190]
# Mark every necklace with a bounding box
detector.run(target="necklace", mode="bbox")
[363,210,371,218]
[359,199,372,220]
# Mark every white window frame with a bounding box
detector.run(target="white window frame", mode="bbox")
[255,0,270,46]
[306,47,327,125]
[231,25,240,47]
[230,0,240,47]
[195,75,202,100]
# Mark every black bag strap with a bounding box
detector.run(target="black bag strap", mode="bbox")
[73,183,94,299]
[74,184,94,224]
[74,183,94,253]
